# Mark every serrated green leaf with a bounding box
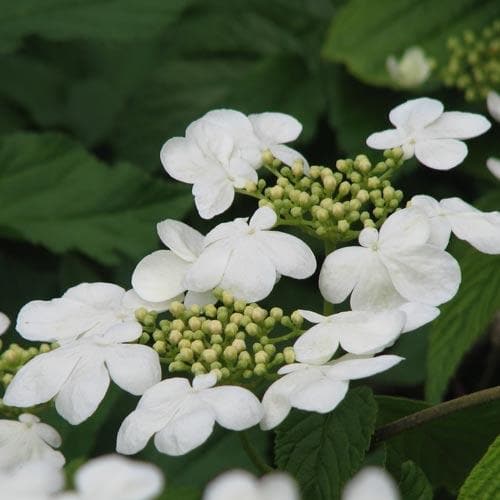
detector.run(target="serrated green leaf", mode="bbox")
[0,133,192,265]
[458,435,500,500]
[322,0,500,87]
[426,249,500,402]
[399,460,433,500]
[376,395,500,493]
[274,387,377,500]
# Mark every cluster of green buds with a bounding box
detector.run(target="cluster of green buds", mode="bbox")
[243,148,405,243]
[442,20,500,101]
[135,289,303,383]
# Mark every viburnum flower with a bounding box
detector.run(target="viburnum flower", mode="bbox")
[260,354,403,430]
[487,157,500,180]
[342,467,400,500]
[386,46,432,89]
[0,311,9,335]
[132,219,213,306]
[487,90,500,122]
[411,195,500,254]
[55,455,164,500]
[319,208,461,311]
[16,282,171,343]
[117,373,262,456]
[4,322,161,425]
[367,97,491,170]
[184,207,316,302]
[203,470,300,500]
[293,309,406,365]
[0,461,64,500]
[0,413,65,470]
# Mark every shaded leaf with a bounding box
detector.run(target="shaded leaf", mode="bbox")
[399,460,433,500]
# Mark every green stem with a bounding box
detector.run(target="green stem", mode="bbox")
[239,431,274,474]
[372,385,500,445]
[323,241,336,316]
[235,188,264,200]
[267,330,302,344]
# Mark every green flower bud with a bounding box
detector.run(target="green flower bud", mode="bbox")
[349,199,362,211]
[178,338,191,349]
[193,330,204,340]
[253,343,263,353]
[316,207,330,222]
[243,369,253,379]
[316,226,327,236]
[223,346,238,362]
[251,307,268,323]
[139,332,150,344]
[290,207,302,218]
[171,319,185,332]
[277,177,289,187]
[336,159,349,173]
[134,307,147,322]
[168,330,182,345]
[367,177,380,189]
[364,219,376,228]
[323,175,337,192]
[299,177,312,189]
[159,320,171,333]
[169,301,185,317]
[356,189,370,203]
[39,343,51,354]
[245,322,260,337]
[347,210,360,223]
[188,317,202,331]
[211,334,223,345]
[232,338,246,353]
[224,323,238,337]
[2,374,13,386]
[291,160,304,177]
[338,220,350,233]
[221,291,234,306]
[189,304,201,316]
[169,361,189,373]
[210,362,222,371]
[204,304,217,318]
[270,307,283,321]
[374,198,385,208]
[191,362,206,375]
[333,172,343,183]
[298,192,310,207]
[230,313,243,326]
[338,181,351,197]
[373,207,385,218]
[244,181,257,193]
[360,211,370,222]
[283,347,295,364]
[331,202,345,219]
[202,349,218,363]
[209,320,223,336]
[255,351,269,364]
[370,189,382,202]
[264,317,276,329]
[238,351,252,369]
[240,315,251,328]
[309,166,322,178]
[182,330,193,340]
[269,185,284,200]
[264,344,277,356]
[291,310,303,327]
[179,347,194,362]
[191,340,205,355]
[350,171,362,183]
[153,340,167,354]
[233,300,246,312]
[254,363,267,376]
[262,150,274,164]
[260,336,270,345]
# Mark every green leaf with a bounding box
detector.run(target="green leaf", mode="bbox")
[458,435,500,500]
[159,487,201,500]
[0,133,192,265]
[322,0,500,87]
[399,460,433,500]
[274,387,377,500]
[376,395,500,492]
[426,248,500,402]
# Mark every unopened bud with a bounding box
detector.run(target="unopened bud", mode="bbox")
[255,351,269,364]
[153,340,167,354]
[270,307,283,321]
[338,220,350,233]
[169,301,185,317]
[283,347,295,364]
[191,340,205,355]
[169,330,182,345]
[179,347,194,362]
[291,160,304,177]
[202,349,218,363]
[331,202,345,219]
[223,346,238,362]
[245,322,260,337]
[191,362,206,375]
[254,363,267,376]
[251,307,268,323]
[338,181,351,197]
[291,310,303,326]
[171,319,185,332]
[262,150,274,164]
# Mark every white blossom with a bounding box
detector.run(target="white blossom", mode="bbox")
[16,282,171,343]
[117,373,262,456]
[487,90,500,122]
[203,470,300,500]
[55,455,164,500]
[132,219,214,306]
[487,157,500,180]
[0,413,64,470]
[4,322,161,425]
[367,97,491,170]
[261,354,403,430]
[411,195,500,254]
[342,467,400,500]
[319,208,461,311]
[184,207,316,302]
[0,311,9,335]
[293,309,406,365]
[386,47,432,88]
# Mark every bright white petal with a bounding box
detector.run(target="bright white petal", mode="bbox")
[290,377,349,414]
[326,354,404,380]
[121,289,174,314]
[203,109,254,137]
[33,421,62,449]
[378,207,430,251]
[249,112,302,144]
[184,290,217,307]
[389,97,443,130]
[260,473,301,500]
[100,321,142,344]
[193,175,235,219]
[298,309,327,324]
[132,250,190,303]
[398,302,440,333]
[293,322,340,365]
[192,372,218,391]
[0,312,9,335]
[410,195,451,249]
[187,119,234,167]
[204,219,249,246]
[157,219,204,262]
[63,282,124,309]
[227,157,259,188]
[203,471,259,500]
[421,111,491,139]
[414,138,468,170]
[366,129,405,150]
[249,206,277,230]
[487,91,500,122]
[269,144,310,171]
[487,157,500,180]
[342,466,400,500]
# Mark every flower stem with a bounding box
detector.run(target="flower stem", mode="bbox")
[239,431,274,474]
[372,385,500,445]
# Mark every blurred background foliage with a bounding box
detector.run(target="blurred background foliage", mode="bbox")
[0,0,499,498]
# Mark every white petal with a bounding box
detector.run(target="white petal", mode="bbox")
[203,471,260,500]
[132,250,190,303]
[381,245,461,306]
[187,119,234,166]
[319,247,367,304]
[63,282,124,308]
[487,91,500,123]
[249,207,277,230]
[410,195,451,249]
[269,144,310,171]
[487,157,500,180]
[34,421,62,449]
[193,175,235,219]
[157,219,204,262]
[421,111,491,139]
[184,290,217,307]
[55,355,110,424]
[160,136,207,184]
[3,348,78,408]
[227,157,259,188]
[105,344,161,395]
[298,310,327,324]
[342,466,400,500]
[204,219,249,246]
[415,138,468,170]
[290,377,349,413]
[260,473,301,500]
[398,302,440,333]
[389,97,443,130]
[256,231,316,279]
[325,354,404,380]
[249,112,302,144]
[366,129,405,150]
[0,312,9,336]
[193,372,218,391]
[100,321,142,344]
[202,109,254,136]
[293,322,340,365]
[378,207,430,251]
[121,289,174,314]
[358,227,379,248]
[1,461,65,496]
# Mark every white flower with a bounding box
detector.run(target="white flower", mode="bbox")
[0,311,9,335]
[487,157,500,180]
[367,97,491,170]
[411,195,500,254]
[487,90,500,122]
[342,467,400,500]
[16,282,171,343]
[203,470,300,500]
[4,322,161,424]
[117,373,262,456]
[293,309,406,364]
[55,455,164,500]
[184,207,316,302]
[261,354,403,430]
[132,219,214,306]
[319,208,461,311]
[0,461,64,500]
[386,47,432,88]
[0,413,64,470]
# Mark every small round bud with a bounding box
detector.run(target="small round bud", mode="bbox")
[179,347,194,362]
[356,189,370,203]
[264,344,277,356]
[209,320,223,336]
[336,159,349,173]
[204,304,217,318]
[222,291,234,306]
[255,351,269,364]
[253,342,263,353]
[291,310,303,327]
[178,339,191,349]
[373,207,385,218]
[264,317,276,329]
[139,332,150,344]
[233,300,246,312]
[232,339,246,353]
[349,199,361,211]
[152,329,165,342]
[2,374,13,386]
[269,185,284,200]
[254,363,267,376]
[153,340,167,354]
[338,220,350,233]
[331,202,345,219]
[367,177,380,189]
[202,349,218,363]
[309,165,321,178]
[171,319,185,332]
[350,171,362,183]
[383,186,395,201]
[168,361,188,373]
[191,362,206,376]
[291,160,304,177]
[134,307,147,322]
[223,346,238,362]
[188,317,202,332]
[224,323,238,337]
[210,334,223,345]
[338,181,351,197]
[251,307,268,323]
[169,301,185,317]
[221,367,231,379]
[212,344,222,355]
[262,150,274,164]
[159,320,171,333]
[39,343,51,354]
[364,218,376,228]
[283,347,295,364]
[243,369,253,379]
[323,175,337,192]
[298,192,310,207]
[191,340,205,355]
[316,207,330,222]
[245,322,260,337]
[270,307,283,321]
[230,313,243,325]
[290,207,302,218]
[168,330,182,345]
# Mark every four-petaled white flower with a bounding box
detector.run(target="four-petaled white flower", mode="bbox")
[367,97,491,170]
[4,322,161,425]
[319,208,461,312]
[55,455,164,500]
[261,354,403,430]
[386,46,432,89]
[132,219,214,307]
[0,413,65,470]
[411,195,500,254]
[184,207,316,302]
[342,467,400,500]
[0,311,9,335]
[487,90,500,122]
[0,461,64,500]
[293,309,406,365]
[16,282,171,343]
[203,470,300,500]
[117,373,262,456]
[487,157,500,180]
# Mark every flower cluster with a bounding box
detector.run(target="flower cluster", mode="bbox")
[386,46,434,89]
